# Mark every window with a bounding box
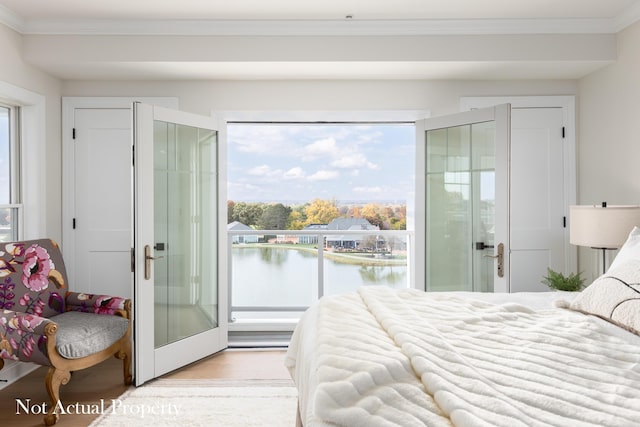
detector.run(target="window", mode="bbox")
[0,104,20,242]
[226,122,415,323]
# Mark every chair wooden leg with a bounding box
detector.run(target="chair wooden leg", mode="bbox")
[115,340,133,385]
[44,367,71,426]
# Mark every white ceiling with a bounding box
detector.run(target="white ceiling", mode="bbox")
[2,0,639,81]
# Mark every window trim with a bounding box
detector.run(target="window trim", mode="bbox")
[0,82,45,240]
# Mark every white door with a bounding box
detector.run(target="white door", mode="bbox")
[416,104,510,293]
[64,98,178,298]
[72,108,132,298]
[134,103,227,385]
[510,108,566,292]
[460,96,574,292]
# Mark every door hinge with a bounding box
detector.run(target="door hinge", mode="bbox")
[72,128,76,139]
[72,218,76,229]
[563,216,567,228]
[130,248,135,273]
[562,127,565,138]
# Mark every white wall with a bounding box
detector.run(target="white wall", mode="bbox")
[579,21,640,203]
[0,24,62,241]
[578,20,640,280]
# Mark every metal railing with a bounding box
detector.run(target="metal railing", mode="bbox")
[227,229,413,321]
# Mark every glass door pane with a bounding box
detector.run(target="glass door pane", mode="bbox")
[153,120,218,347]
[471,121,496,292]
[425,121,496,292]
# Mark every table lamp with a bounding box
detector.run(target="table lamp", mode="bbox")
[569,203,640,275]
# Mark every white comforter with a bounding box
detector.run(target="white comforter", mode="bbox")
[285,287,640,427]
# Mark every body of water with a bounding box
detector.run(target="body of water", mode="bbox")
[231,246,408,308]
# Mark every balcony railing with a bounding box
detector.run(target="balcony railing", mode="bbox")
[227,229,413,323]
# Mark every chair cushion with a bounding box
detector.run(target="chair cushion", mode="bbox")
[50,311,129,359]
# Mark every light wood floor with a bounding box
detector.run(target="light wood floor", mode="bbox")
[0,349,290,427]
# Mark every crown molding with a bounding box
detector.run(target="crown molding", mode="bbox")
[0,4,25,33]
[16,17,623,36]
[614,1,640,32]
[1,8,638,37]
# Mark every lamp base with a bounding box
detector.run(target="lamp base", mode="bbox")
[592,247,615,276]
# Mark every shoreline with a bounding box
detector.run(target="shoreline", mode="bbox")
[232,243,407,266]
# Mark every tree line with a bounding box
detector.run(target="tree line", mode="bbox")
[227,199,406,230]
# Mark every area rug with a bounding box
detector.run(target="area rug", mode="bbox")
[89,379,298,427]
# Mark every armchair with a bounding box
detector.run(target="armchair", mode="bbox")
[0,238,132,426]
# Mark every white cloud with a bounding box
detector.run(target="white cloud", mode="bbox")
[308,170,339,181]
[247,165,293,181]
[283,167,305,179]
[302,137,337,160]
[228,125,299,155]
[247,165,272,176]
[331,153,378,170]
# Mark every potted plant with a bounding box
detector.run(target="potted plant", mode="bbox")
[541,268,585,291]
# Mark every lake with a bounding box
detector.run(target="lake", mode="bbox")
[231,246,408,308]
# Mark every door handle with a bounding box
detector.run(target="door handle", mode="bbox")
[476,242,495,250]
[482,243,504,278]
[144,244,164,280]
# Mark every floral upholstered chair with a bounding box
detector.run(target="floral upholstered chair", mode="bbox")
[0,238,132,426]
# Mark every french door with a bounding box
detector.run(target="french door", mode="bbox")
[416,104,510,293]
[134,103,227,386]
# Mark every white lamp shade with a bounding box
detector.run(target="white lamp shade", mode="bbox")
[570,205,640,249]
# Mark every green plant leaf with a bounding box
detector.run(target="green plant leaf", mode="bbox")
[541,268,585,292]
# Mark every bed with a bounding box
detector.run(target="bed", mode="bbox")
[285,231,640,427]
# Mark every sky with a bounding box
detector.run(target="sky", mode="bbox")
[227,123,415,204]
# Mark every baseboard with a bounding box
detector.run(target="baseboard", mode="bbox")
[0,360,39,390]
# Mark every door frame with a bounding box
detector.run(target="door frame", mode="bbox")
[460,96,577,276]
[415,104,511,293]
[61,97,178,290]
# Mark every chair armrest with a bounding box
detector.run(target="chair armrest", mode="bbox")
[0,309,55,366]
[65,291,130,318]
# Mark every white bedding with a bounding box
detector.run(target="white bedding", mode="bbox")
[285,287,640,427]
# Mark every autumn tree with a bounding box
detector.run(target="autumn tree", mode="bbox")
[389,217,406,230]
[227,199,407,230]
[360,203,386,229]
[258,203,291,230]
[304,198,340,226]
[229,202,264,227]
[287,205,307,230]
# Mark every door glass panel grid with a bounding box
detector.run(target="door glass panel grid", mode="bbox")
[425,120,495,292]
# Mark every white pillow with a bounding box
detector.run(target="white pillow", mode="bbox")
[560,259,640,336]
[608,226,640,272]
